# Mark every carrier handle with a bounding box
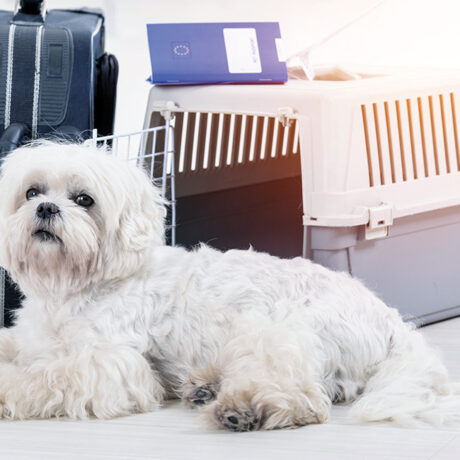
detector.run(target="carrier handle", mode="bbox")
[286,0,386,80]
[13,0,47,21]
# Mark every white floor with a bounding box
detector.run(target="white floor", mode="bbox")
[0,318,459,460]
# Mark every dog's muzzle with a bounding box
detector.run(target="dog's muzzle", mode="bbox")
[33,202,62,243]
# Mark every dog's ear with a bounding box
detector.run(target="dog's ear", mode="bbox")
[117,165,166,252]
[101,164,165,280]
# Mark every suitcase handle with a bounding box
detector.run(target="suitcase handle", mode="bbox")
[0,123,30,160]
[13,0,46,21]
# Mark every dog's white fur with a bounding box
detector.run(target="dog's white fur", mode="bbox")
[0,141,459,429]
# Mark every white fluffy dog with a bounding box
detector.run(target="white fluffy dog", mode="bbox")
[0,141,459,430]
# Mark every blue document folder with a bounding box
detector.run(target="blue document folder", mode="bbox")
[146,22,287,85]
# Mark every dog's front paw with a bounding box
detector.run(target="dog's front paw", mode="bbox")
[183,382,218,407]
[214,405,261,432]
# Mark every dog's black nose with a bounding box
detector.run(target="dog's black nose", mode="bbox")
[36,202,60,220]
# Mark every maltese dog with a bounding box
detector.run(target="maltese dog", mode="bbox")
[0,141,458,430]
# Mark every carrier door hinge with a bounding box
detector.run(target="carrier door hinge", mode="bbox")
[277,107,295,127]
[365,203,393,240]
[152,101,178,121]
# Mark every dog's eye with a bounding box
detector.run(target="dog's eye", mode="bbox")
[74,194,94,207]
[26,188,40,200]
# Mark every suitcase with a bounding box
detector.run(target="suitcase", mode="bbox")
[0,0,119,327]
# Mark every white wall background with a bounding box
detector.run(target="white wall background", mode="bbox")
[1,0,460,134]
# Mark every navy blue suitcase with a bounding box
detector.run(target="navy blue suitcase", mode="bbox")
[0,0,118,146]
[0,0,119,326]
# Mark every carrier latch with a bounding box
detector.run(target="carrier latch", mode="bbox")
[365,203,393,240]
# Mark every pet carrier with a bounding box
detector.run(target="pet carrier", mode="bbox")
[141,66,460,325]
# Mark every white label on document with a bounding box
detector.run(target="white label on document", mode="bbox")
[223,28,262,74]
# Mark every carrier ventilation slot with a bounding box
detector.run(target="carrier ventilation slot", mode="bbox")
[361,93,460,187]
[173,111,300,174]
